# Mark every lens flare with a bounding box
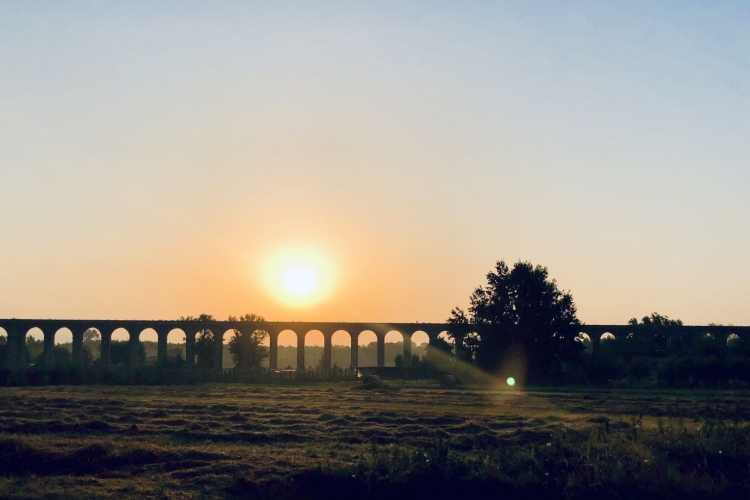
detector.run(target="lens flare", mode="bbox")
[506,377,516,387]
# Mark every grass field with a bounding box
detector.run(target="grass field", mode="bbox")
[1,383,750,499]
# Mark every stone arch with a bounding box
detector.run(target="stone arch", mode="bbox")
[277,330,298,370]
[412,330,430,348]
[331,330,351,368]
[358,330,378,367]
[164,328,186,367]
[576,332,593,354]
[80,328,102,364]
[437,331,455,354]
[26,327,44,341]
[22,327,44,366]
[108,328,132,366]
[140,328,158,342]
[214,328,235,370]
[384,330,404,367]
[411,331,430,364]
[139,328,158,365]
[111,328,130,341]
[54,327,73,345]
[304,330,324,369]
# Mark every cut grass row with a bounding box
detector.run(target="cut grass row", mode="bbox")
[1,384,749,498]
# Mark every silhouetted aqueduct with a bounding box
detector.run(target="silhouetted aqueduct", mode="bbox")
[1,319,748,371]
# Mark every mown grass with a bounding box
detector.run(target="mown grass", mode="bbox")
[0,384,749,498]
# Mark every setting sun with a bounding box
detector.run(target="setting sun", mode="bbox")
[281,264,318,297]
[262,247,336,308]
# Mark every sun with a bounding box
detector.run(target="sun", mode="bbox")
[281,264,318,297]
[262,247,336,307]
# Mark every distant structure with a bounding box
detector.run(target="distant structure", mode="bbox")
[0,319,747,371]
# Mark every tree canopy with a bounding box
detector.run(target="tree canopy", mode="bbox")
[449,260,581,383]
[180,313,268,369]
[180,314,216,368]
[227,314,269,369]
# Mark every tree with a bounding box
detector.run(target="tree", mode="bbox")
[83,329,100,342]
[449,260,581,383]
[181,314,216,369]
[628,313,683,354]
[227,314,268,369]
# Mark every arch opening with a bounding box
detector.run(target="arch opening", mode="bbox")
[54,328,72,345]
[331,330,351,368]
[601,332,616,342]
[358,330,378,367]
[110,328,134,366]
[437,331,455,354]
[0,328,6,370]
[216,329,233,369]
[411,331,430,364]
[727,333,741,346]
[384,330,404,367]
[165,329,186,368]
[576,332,593,354]
[25,328,45,366]
[139,328,158,365]
[304,330,324,369]
[111,328,129,342]
[82,328,101,363]
[277,330,298,370]
[26,327,44,341]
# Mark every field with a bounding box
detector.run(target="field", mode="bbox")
[1,383,750,499]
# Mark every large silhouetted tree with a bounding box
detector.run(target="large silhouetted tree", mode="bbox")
[449,260,581,383]
[227,314,269,369]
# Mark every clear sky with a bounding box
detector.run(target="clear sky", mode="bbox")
[1,1,749,329]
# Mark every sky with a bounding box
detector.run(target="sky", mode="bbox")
[1,1,749,334]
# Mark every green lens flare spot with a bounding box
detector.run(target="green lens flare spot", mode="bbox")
[506,377,516,387]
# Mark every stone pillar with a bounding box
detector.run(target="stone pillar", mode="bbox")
[214,328,225,371]
[43,329,55,366]
[185,331,196,370]
[377,333,385,367]
[350,332,359,369]
[72,328,85,368]
[129,329,141,366]
[323,332,332,370]
[6,325,22,370]
[157,330,168,367]
[586,329,602,354]
[403,332,412,368]
[297,331,305,371]
[269,331,278,370]
[100,330,112,369]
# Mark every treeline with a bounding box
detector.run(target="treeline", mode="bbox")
[571,331,750,388]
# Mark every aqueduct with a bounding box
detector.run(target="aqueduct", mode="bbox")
[0,319,748,371]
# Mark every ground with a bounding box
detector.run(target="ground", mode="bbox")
[1,382,750,499]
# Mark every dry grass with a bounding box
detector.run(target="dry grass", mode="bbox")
[1,383,749,498]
